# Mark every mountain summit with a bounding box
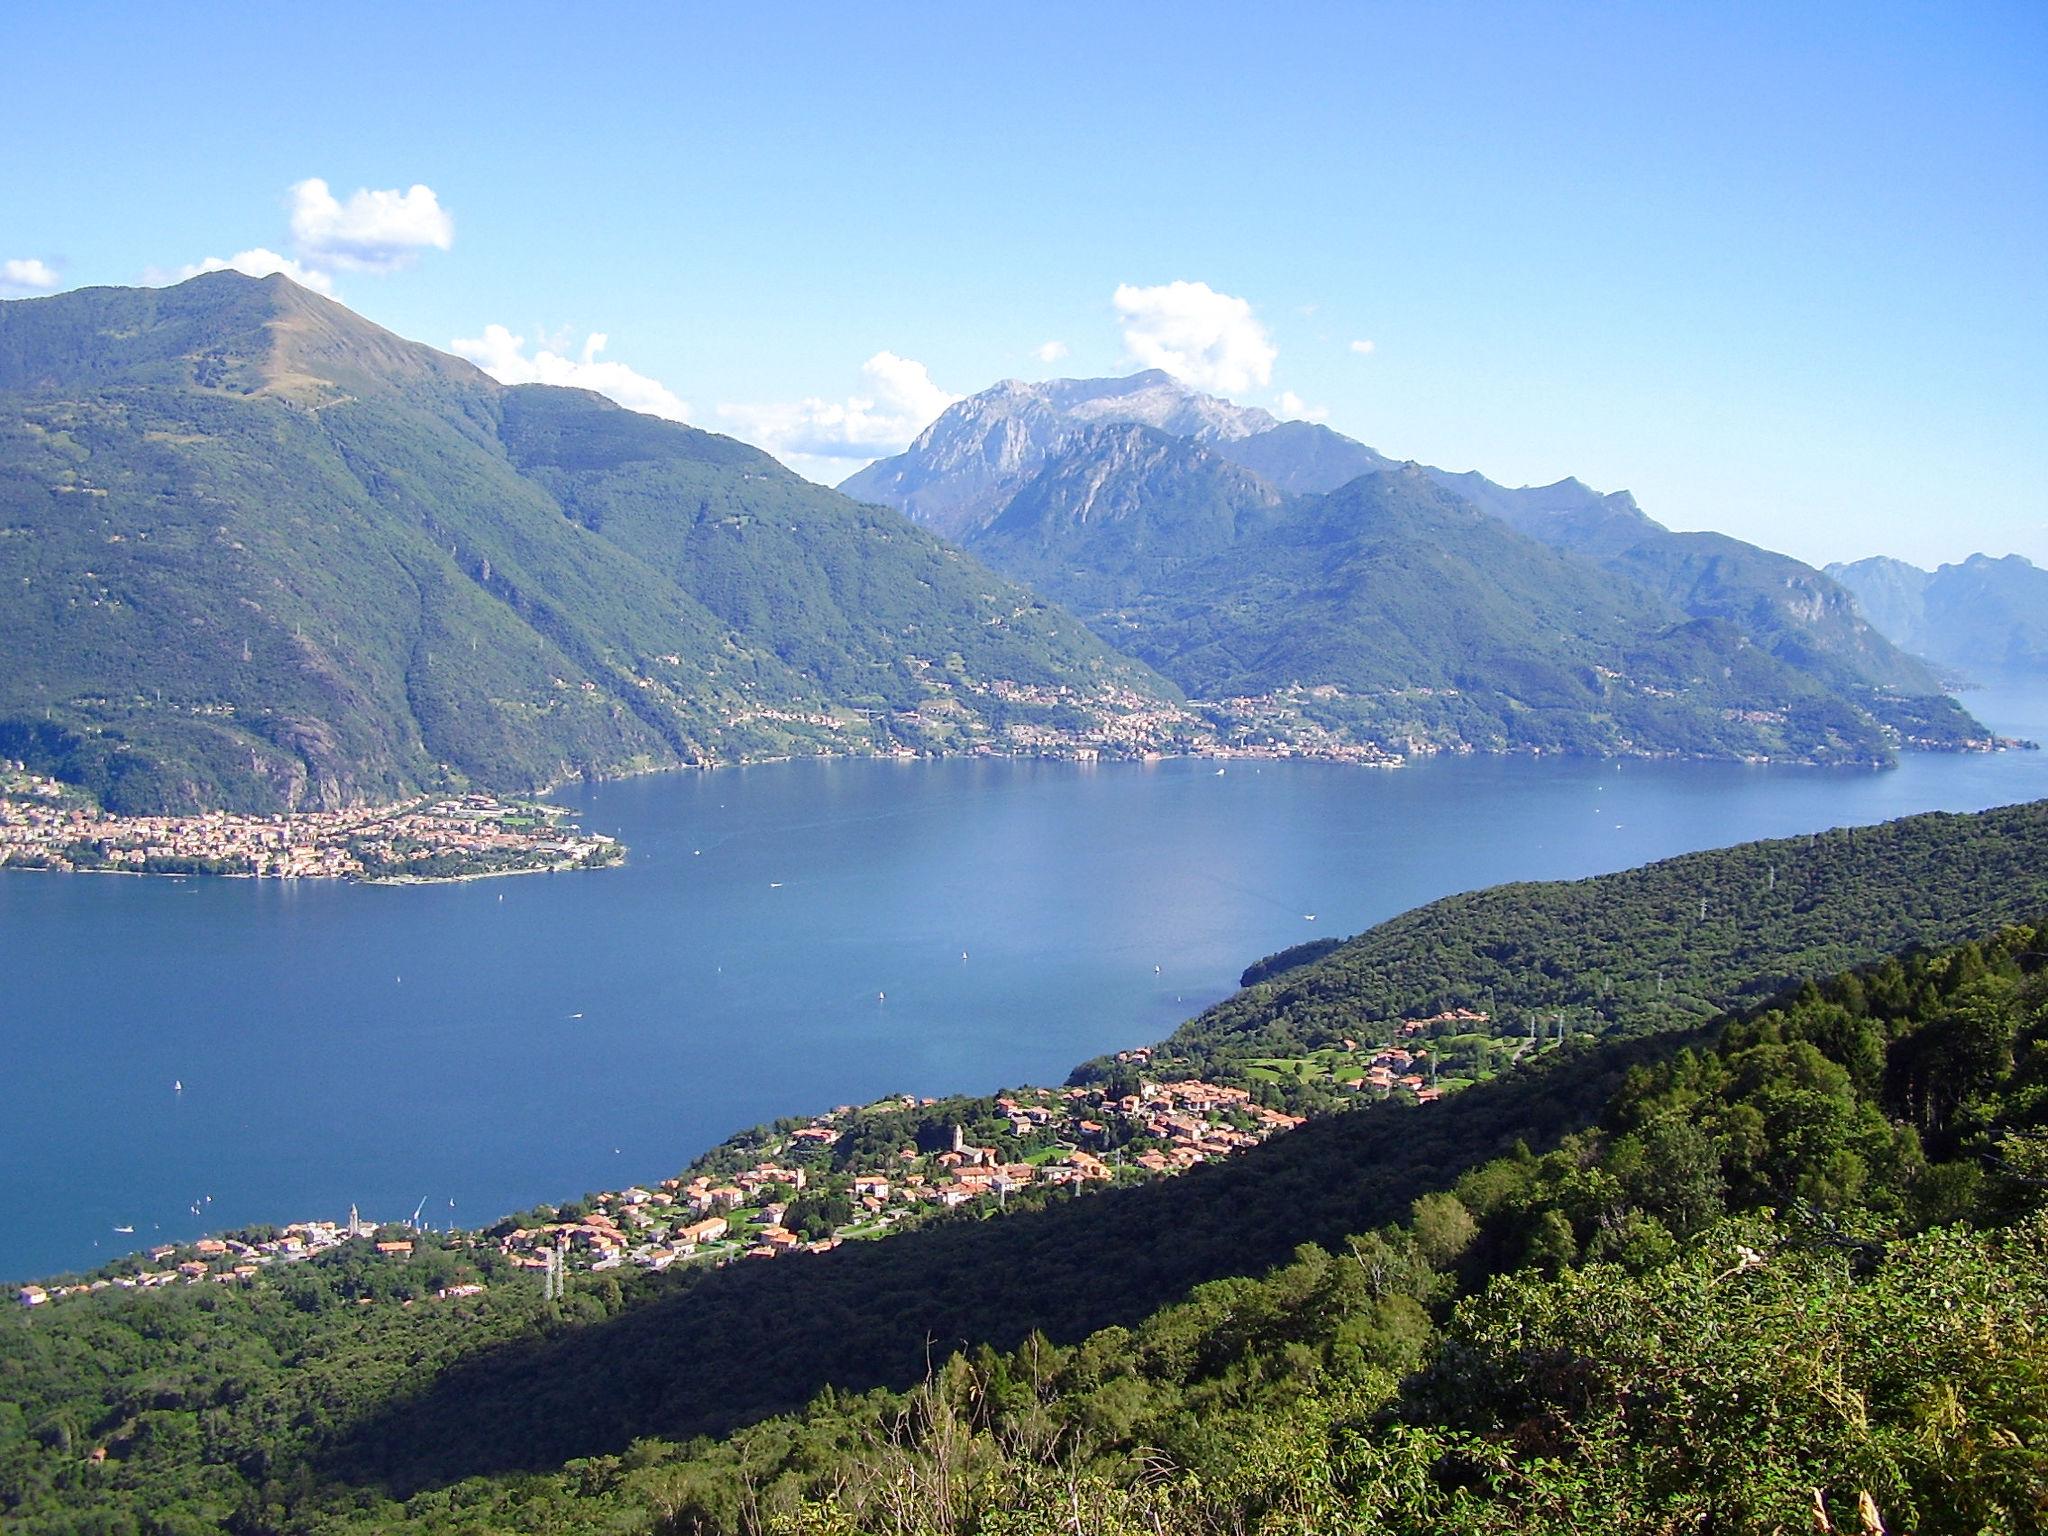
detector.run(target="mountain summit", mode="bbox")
[840,370,1277,539]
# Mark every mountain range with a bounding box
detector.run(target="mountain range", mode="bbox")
[0,279,2000,816]
[0,276,1173,813]
[849,374,1987,762]
[1828,552,2048,678]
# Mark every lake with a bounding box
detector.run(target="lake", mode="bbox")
[5,677,2047,1283]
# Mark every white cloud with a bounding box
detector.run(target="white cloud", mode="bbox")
[1349,338,1377,356]
[1035,340,1070,364]
[167,248,338,296]
[155,175,450,297]
[1113,280,1277,394]
[0,258,61,295]
[716,351,959,462]
[1278,390,1329,423]
[449,324,690,421]
[289,178,453,272]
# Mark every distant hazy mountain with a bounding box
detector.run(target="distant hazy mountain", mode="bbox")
[1207,419,1396,494]
[0,276,1171,813]
[1828,553,2048,676]
[840,370,1276,540]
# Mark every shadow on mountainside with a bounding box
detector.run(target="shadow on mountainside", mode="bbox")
[321,1034,1680,1494]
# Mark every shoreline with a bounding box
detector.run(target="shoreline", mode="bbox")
[0,784,621,885]
[6,728,2037,886]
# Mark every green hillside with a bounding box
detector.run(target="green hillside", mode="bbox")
[981,457,1970,762]
[0,275,1173,813]
[1440,473,1969,736]
[561,924,2048,1536]
[1150,798,2048,1097]
[498,388,1155,719]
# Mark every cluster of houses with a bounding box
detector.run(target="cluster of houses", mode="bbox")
[1198,688,1407,765]
[1325,1010,1494,1103]
[975,678,1415,766]
[0,773,614,880]
[486,1076,1308,1281]
[982,679,1203,757]
[12,1211,486,1309]
[18,1021,1498,1314]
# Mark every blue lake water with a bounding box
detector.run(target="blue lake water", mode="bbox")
[5,678,2047,1283]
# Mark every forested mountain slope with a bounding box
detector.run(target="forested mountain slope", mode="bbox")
[858,373,1987,763]
[974,452,1981,762]
[1152,798,2048,1087]
[1454,474,1950,699]
[0,276,1171,813]
[968,421,1287,611]
[593,923,2048,1536]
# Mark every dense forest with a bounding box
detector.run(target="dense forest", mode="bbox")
[1134,799,2048,1105]
[5,805,2048,1532]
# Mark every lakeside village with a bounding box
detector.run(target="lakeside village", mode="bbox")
[977,680,1405,766]
[13,1013,1502,1312]
[0,765,620,881]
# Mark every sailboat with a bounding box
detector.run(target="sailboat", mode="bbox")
[173,1079,183,1093]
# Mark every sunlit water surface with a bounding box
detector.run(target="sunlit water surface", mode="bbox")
[5,678,2045,1281]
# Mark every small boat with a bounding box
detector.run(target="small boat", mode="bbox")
[173,1079,183,1092]
[568,1012,583,1019]
[877,991,886,1001]
[113,1224,134,1234]
[769,881,783,888]
[1215,767,1226,775]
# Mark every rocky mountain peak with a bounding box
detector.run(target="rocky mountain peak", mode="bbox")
[842,371,1282,538]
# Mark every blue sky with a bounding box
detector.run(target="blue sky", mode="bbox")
[2,2,2042,567]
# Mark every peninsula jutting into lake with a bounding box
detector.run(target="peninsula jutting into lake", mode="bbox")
[0,765,619,880]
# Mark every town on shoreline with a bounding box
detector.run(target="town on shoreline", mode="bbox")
[14,1002,1562,1311]
[0,766,621,882]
